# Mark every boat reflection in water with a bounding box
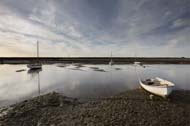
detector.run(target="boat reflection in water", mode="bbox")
[27,68,42,95]
[27,68,42,75]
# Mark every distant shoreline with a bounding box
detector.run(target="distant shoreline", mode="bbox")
[0,57,190,64]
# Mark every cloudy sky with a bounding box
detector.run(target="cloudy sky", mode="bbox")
[0,0,189,57]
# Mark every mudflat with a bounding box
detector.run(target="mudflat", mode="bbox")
[0,89,190,126]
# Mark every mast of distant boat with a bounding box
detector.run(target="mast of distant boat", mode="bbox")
[111,51,112,62]
[37,40,41,64]
[37,40,39,58]
[109,51,113,65]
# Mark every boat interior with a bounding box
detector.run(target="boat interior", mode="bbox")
[142,78,174,87]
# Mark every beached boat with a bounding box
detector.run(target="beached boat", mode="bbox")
[139,77,175,98]
[27,41,42,69]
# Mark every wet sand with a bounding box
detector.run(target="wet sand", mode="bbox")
[0,89,190,126]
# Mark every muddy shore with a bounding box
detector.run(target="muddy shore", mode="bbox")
[0,89,190,126]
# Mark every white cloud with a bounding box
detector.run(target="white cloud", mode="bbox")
[29,0,56,27]
[67,26,82,38]
[172,18,190,28]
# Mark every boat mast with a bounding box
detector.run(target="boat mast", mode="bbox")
[111,51,112,61]
[37,40,39,58]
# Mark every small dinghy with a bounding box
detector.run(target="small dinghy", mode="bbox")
[139,77,175,98]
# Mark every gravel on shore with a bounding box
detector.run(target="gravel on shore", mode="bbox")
[0,89,190,126]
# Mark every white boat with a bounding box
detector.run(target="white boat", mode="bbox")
[27,41,42,69]
[139,77,175,98]
[109,59,114,66]
[134,62,143,66]
[134,62,146,68]
[109,52,114,65]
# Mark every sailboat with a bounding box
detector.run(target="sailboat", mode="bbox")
[27,67,42,95]
[27,41,42,69]
[109,52,114,65]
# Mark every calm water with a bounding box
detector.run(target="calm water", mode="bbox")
[0,64,190,107]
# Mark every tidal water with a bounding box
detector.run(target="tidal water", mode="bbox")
[0,64,189,107]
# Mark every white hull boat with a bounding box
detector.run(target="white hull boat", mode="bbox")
[134,62,143,66]
[109,52,114,66]
[27,41,42,70]
[109,59,114,66]
[139,77,175,98]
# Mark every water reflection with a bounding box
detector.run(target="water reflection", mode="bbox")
[27,68,42,95]
[114,68,122,71]
[0,64,190,107]
[27,68,42,75]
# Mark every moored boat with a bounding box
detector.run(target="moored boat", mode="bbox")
[27,41,42,70]
[27,63,42,69]
[109,59,114,66]
[109,52,114,66]
[139,77,175,98]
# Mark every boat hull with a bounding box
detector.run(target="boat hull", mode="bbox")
[109,60,114,66]
[27,64,42,69]
[139,80,174,98]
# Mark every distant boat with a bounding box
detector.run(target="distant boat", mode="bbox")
[133,52,144,67]
[56,63,68,68]
[109,59,114,66]
[139,77,175,98]
[134,62,146,68]
[27,67,42,74]
[27,63,42,69]
[134,61,143,66]
[109,52,114,65]
[27,41,42,69]
[73,63,84,67]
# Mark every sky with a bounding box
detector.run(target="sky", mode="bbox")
[0,0,189,57]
